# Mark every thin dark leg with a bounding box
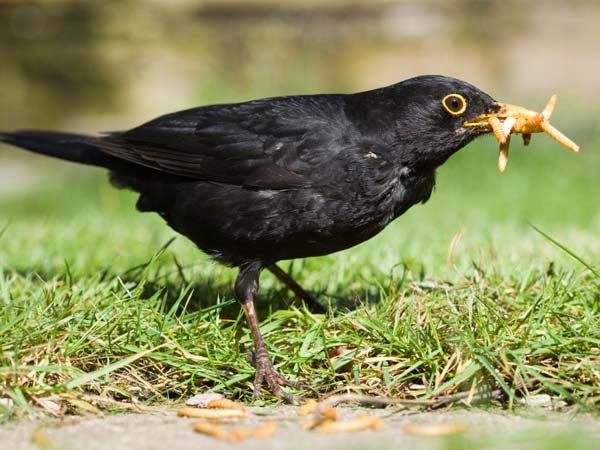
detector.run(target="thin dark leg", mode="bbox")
[235,261,310,403]
[267,264,326,314]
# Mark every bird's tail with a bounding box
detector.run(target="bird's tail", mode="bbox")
[0,130,119,169]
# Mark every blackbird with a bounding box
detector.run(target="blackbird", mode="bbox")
[1,75,510,402]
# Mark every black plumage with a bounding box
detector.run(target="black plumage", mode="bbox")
[0,75,499,402]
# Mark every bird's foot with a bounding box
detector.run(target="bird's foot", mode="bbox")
[252,350,314,404]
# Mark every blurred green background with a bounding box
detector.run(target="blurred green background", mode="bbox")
[0,0,598,283]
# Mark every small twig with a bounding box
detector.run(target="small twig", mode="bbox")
[431,389,504,409]
[317,389,504,414]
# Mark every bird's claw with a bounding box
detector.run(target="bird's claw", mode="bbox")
[464,94,579,172]
[252,351,313,404]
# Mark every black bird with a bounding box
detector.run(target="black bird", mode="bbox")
[1,75,508,402]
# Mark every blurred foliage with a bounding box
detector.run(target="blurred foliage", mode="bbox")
[1,0,599,133]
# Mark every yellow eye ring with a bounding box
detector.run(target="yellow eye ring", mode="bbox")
[442,94,467,116]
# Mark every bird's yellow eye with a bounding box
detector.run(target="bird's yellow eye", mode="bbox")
[442,94,467,116]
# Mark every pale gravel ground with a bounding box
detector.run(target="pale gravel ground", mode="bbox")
[1,407,599,450]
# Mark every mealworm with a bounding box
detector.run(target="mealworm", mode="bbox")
[501,117,516,136]
[228,421,278,441]
[403,423,468,436]
[31,430,53,449]
[540,121,580,153]
[523,113,544,130]
[250,421,278,438]
[488,116,507,144]
[192,421,228,439]
[206,398,247,412]
[301,418,325,430]
[541,94,557,119]
[316,415,384,434]
[319,405,339,420]
[177,406,249,419]
[498,135,510,173]
[297,399,318,416]
[228,427,255,441]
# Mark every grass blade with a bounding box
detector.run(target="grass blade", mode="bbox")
[65,344,165,390]
[530,224,599,279]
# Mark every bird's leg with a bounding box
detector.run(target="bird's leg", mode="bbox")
[235,262,309,403]
[266,264,326,314]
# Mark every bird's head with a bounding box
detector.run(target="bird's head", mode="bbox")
[378,75,578,171]
[381,75,501,168]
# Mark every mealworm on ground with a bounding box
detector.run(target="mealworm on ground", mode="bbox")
[228,427,255,441]
[403,423,469,436]
[251,421,278,438]
[192,421,228,439]
[316,415,383,434]
[206,398,247,412]
[301,418,334,430]
[177,406,249,419]
[297,399,318,416]
[31,430,53,449]
[228,421,278,441]
[320,405,339,420]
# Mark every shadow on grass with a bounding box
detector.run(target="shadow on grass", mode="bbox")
[5,256,387,322]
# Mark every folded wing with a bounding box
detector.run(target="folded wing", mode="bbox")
[97,95,349,189]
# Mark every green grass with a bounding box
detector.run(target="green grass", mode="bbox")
[0,135,599,423]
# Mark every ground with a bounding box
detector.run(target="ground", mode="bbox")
[2,406,600,450]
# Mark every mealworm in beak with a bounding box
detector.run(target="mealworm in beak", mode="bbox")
[540,121,580,153]
[501,117,516,136]
[542,94,557,119]
[488,116,507,144]
[498,135,510,173]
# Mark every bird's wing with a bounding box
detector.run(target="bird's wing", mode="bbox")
[95,95,349,189]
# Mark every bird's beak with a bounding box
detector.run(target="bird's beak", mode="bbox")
[464,102,541,132]
[463,96,579,172]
